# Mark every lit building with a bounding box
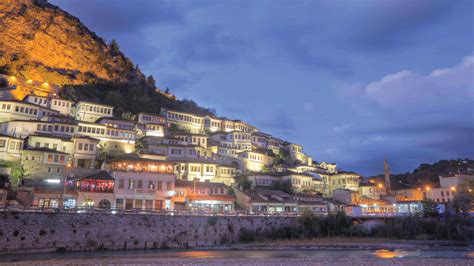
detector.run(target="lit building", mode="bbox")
[327,171,360,196]
[332,188,360,205]
[210,131,252,152]
[108,156,175,211]
[393,188,424,202]
[74,101,114,122]
[234,187,298,213]
[0,134,23,162]
[161,108,204,134]
[0,120,78,139]
[246,171,324,193]
[203,116,222,132]
[0,100,59,122]
[251,131,270,149]
[238,150,274,172]
[136,112,166,137]
[67,170,115,208]
[173,179,235,211]
[359,182,386,200]
[172,132,208,148]
[171,158,220,182]
[21,147,72,180]
[137,112,167,125]
[16,178,77,208]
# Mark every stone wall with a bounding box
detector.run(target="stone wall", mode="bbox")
[0,212,296,254]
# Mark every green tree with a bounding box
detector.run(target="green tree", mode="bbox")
[238,176,252,190]
[449,180,473,219]
[146,75,156,89]
[272,179,293,194]
[421,199,439,218]
[109,40,121,56]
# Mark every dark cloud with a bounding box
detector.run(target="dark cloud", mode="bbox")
[347,0,454,50]
[48,1,473,176]
[172,26,248,65]
[270,24,352,75]
[257,110,296,137]
[51,0,184,35]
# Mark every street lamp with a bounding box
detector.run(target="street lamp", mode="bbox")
[62,158,73,208]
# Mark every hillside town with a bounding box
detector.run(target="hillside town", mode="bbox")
[0,75,472,217]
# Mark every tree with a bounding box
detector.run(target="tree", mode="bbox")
[421,199,439,218]
[238,176,252,190]
[449,180,473,219]
[134,138,145,152]
[272,179,293,194]
[109,40,121,56]
[146,75,156,89]
[121,111,136,121]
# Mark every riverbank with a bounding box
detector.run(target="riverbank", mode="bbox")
[1,247,472,266]
[209,237,473,251]
[2,257,471,266]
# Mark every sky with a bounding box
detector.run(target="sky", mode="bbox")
[51,0,474,176]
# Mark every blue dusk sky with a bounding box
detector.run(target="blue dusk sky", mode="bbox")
[51,0,474,176]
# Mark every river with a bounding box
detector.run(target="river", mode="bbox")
[1,249,473,265]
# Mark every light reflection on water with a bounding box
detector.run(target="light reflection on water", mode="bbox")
[373,249,411,259]
[0,249,472,262]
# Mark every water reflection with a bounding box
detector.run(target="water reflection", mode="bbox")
[373,249,410,259]
[0,249,471,263]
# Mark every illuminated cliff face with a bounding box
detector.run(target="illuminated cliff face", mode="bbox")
[0,0,145,87]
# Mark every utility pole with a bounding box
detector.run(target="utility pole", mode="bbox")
[384,157,391,195]
[62,158,73,208]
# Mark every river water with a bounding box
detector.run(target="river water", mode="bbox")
[1,249,473,265]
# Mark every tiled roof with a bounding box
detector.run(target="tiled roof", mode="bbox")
[71,170,114,181]
[175,179,229,188]
[187,194,235,201]
[23,147,69,155]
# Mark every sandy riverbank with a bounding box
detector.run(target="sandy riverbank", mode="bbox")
[204,237,472,251]
[2,257,471,266]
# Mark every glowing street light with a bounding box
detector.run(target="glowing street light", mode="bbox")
[378,184,383,188]
[425,186,430,191]
[450,186,456,191]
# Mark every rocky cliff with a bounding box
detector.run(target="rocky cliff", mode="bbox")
[0,0,145,85]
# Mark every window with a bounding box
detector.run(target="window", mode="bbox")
[47,154,53,163]
[0,140,5,148]
[89,144,94,151]
[78,143,83,150]
[118,179,124,189]
[137,180,143,189]
[128,179,135,189]
[135,200,142,209]
[148,181,154,189]
[115,199,123,209]
[166,181,172,191]
[157,181,163,190]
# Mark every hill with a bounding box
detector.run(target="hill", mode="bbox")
[0,0,144,84]
[371,159,474,188]
[0,0,214,117]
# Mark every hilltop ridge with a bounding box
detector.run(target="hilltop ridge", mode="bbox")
[0,0,144,84]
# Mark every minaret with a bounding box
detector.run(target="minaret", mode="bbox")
[384,157,391,195]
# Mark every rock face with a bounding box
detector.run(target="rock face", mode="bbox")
[0,0,145,85]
